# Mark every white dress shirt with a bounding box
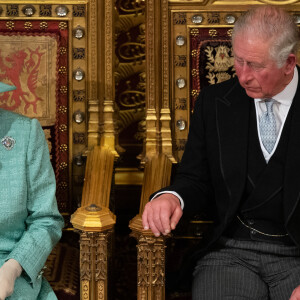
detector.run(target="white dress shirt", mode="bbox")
[153,67,299,209]
[255,67,298,162]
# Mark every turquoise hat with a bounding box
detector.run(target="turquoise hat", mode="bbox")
[0,82,16,93]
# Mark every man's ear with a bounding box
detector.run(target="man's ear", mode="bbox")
[284,53,297,75]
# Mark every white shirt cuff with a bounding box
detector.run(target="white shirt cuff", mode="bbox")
[150,191,184,210]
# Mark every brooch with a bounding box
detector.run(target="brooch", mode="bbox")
[1,136,15,150]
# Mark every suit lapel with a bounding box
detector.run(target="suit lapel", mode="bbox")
[284,80,300,222]
[216,80,250,209]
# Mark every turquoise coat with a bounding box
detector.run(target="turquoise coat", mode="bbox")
[0,108,64,299]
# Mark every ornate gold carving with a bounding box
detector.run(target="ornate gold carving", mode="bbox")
[118,42,145,61]
[173,12,187,24]
[105,0,113,102]
[208,12,220,24]
[45,243,79,296]
[175,98,188,110]
[118,1,145,14]
[130,215,169,300]
[73,90,86,102]
[137,235,166,285]
[98,0,117,153]
[211,0,300,5]
[73,4,85,17]
[87,0,97,101]
[95,233,109,281]
[161,0,174,160]
[116,108,145,135]
[114,1,147,161]
[115,61,145,83]
[7,5,18,17]
[80,232,92,281]
[174,55,187,67]
[39,5,52,17]
[73,133,85,144]
[77,229,113,299]
[82,280,90,300]
[146,0,155,110]
[73,48,85,59]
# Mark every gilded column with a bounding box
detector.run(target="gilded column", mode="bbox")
[160,0,175,161]
[71,204,116,300]
[145,0,161,158]
[99,0,117,155]
[87,0,100,146]
[130,218,168,300]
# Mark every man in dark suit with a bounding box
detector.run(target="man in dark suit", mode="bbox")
[142,5,300,300]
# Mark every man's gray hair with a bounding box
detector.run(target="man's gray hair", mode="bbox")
[232,6,299,67]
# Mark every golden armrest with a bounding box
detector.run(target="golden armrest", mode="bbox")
[71,146,116,300]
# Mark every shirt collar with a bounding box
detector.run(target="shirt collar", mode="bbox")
[254,67,298,106]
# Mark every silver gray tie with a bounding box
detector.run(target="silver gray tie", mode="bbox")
[259,99,277,154]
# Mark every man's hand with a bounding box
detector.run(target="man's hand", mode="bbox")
[290,285,300,299]
[142,194,183,237]
[0,259,22,300]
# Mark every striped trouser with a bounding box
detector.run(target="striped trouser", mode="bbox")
[192,237,300,300]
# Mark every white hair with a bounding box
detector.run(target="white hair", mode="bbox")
[232,6,299,67]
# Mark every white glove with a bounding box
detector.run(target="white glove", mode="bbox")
[0,259,22,300]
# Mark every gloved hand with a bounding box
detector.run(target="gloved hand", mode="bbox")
[0,259,22,300]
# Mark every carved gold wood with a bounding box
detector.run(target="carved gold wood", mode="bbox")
[144,0,160,160]
[168,0,300,5]
[81,146,115,208]
[87,0,100,147]
[79,230,113,300]
[99,0,118,156]
[131,231,167,300]
[129,154,173,300]
[71,146,116,300]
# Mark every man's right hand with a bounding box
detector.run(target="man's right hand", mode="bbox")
[142,193,183,237]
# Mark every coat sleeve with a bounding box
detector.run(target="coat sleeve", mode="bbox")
[6,118,64,287]
[151,88,216,217]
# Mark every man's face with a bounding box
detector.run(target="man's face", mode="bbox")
[233,34,294,99]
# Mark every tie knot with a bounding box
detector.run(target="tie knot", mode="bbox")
[265,99,274,112]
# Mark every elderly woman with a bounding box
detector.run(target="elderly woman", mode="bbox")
[0,82,64,299]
